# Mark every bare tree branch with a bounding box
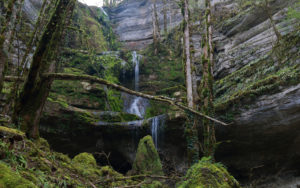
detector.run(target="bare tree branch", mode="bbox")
[41,73,229,126]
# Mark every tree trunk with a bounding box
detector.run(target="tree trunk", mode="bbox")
[0,0,17,93]
[152,0,160,55]
[182,0,200,165]
[263,0,281,41]
[13,0,76,139]
[19,0,48,73]
[163,0,167,35]
[2,0,26,114]
[199,0,216,158]
[183,0,193,109]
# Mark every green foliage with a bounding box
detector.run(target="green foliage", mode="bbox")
[287,0,300,20]
[0,162,37,188]
[47,97,68,108]
[106,90,123,112]
[67,3,108,52]
[144,101,170,119]
[141,42,184,94]
[177,157,240,188]
[131,136,164,176]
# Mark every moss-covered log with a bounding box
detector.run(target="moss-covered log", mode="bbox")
[41,73,228,126]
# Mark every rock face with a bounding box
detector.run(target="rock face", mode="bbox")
[215,84,300,178]
[109,0,182,50]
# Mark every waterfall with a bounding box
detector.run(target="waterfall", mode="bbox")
[100,7,108,17]
[132,51,139,91]
[151,115,166,148]
[129,97,142,118]
[151,116,159,148]
[126,51,147,118]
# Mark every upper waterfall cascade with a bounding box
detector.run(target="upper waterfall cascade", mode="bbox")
[127,51,147,118]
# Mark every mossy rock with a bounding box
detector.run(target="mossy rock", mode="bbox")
[99,166,123,178]
[99,112,140,122]
[131,135,163,176]
[72,152,97,167]
[72,152,101,178]
[36,138,50,152]
[0,162,37,188]
[178,158,241,188]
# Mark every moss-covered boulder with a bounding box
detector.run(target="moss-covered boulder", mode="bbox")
[0,162,37,188]
[178,157,240,188]
[131,135,163,175]
[72,152,97,167]
[72,152,101,178]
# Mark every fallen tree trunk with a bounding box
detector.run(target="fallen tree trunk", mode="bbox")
[41,73,228,126]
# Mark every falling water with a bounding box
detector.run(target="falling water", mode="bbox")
[151,116,159,148]
[129,98,143,118]
[126,51,147,118]
[132,51,139,91]
[151,115,166,148]
[100,7,108,17]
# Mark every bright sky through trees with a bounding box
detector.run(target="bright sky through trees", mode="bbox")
[78,0,103,6]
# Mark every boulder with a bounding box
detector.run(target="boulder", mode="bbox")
[178,158,240,188]
[131,135,163,175]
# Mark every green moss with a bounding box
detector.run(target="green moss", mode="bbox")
[72,152,97,167]
[178,157,240,188]
[19,171,39,185]
[0,162,37,188]
[131,135,163,176]
[36,138,50,150]
[120,113,140,122]
[0,126,25,138]
[140,41,185,94]
[106,90,123,112]
[49,78,107,110]
[72,152,102,178]
[141,180,163,188]
[54,153,71,164]
[37,158,51,172]
[98,166,122,177]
